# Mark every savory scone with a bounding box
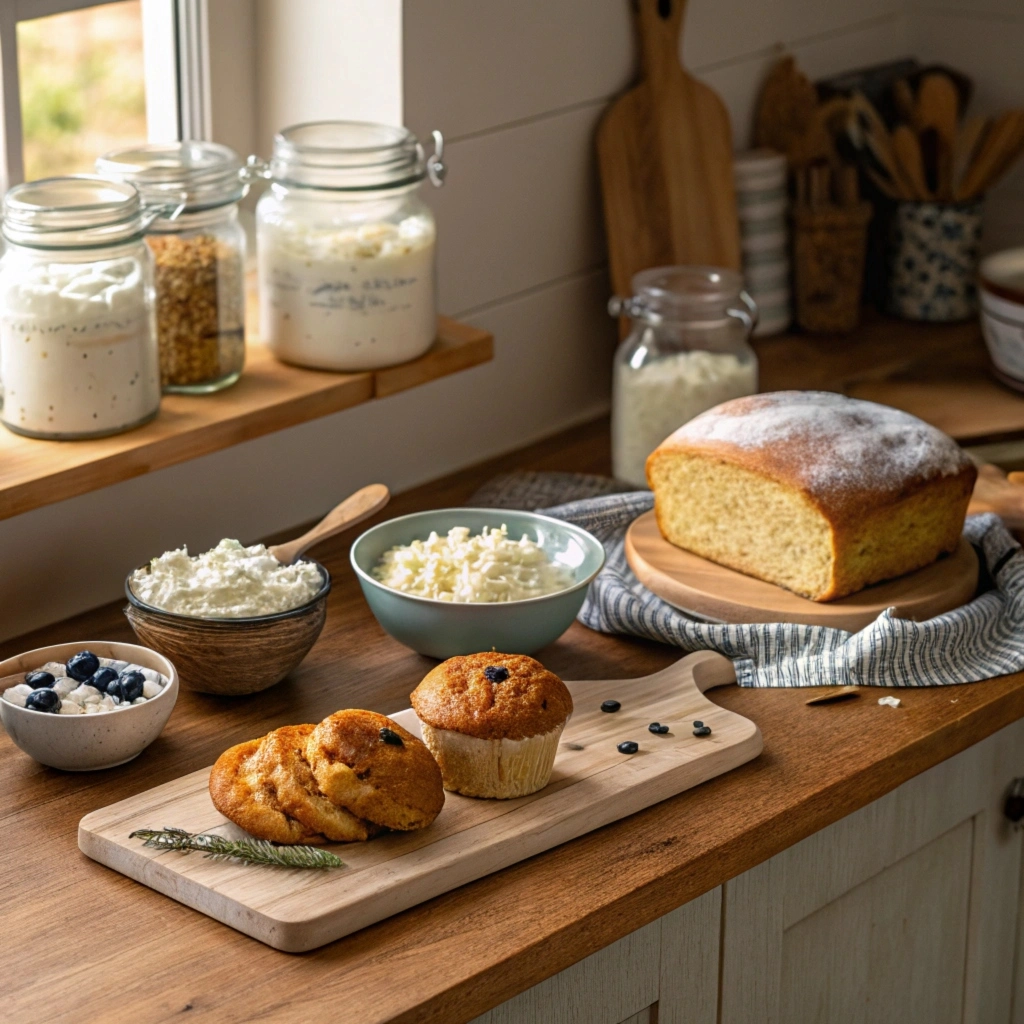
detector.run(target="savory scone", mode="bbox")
[410,653,573,799]
[254,725,379,843]
[209,737,322,845]
[305,710,444,831]
[646,391,977,601]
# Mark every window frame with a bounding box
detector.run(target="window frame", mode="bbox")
[0,0,211,190]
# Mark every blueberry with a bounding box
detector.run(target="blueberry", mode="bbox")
[649,722,669,734]
[693,725,712,737]
[88,667,118,694]
[24,670,55,689]
[379,727,404,746]
[25,688,60,713]
[111,670,145,703]
[601,700,621,713]
[483,666,509,683]
[657,724,669,734]
[66,650,100,682]
[617,740,639,754]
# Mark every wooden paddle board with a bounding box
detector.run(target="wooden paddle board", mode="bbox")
[79,652,761,953]
[597,0,741,308]
[625,510,979,630]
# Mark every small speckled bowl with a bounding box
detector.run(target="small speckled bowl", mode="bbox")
[0,641,178,771]
[351,509,606,658]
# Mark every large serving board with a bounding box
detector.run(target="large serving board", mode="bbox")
[625,510,979,630]
[79,652,760,953]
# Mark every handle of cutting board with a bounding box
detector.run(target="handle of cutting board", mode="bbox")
[643,650,738,693]
[634,0,686,80]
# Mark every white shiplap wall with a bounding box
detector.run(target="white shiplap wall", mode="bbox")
[0,0,928,639]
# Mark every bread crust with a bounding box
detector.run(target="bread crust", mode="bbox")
[646,391,977,529]
[209,738,323,845]
[305,710,444,831]
[410,653,573,741]
[255,725,379,843]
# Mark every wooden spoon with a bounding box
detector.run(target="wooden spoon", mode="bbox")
[891,125,931,200]
[916,73,959,151]
[956,110,1024,199]
[269,484,390,564]
[952,116,989,196]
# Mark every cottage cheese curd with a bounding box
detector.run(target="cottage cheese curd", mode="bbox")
[2,656,167,715]
[0,255,160,438]
[372,525,576,603]
[131,538,324,618]
[257,217,436,371]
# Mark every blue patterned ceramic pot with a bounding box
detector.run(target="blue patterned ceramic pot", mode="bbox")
[888,200,983,321]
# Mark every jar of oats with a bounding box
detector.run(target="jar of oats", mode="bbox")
[97,142,247,393]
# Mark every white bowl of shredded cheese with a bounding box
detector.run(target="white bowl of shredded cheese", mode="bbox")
[351,509,605,658]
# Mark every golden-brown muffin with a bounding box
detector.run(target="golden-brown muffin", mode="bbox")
[254,725,379,843]
[410,653,573,799]
[209,737,322,845]
[305,710,444,831]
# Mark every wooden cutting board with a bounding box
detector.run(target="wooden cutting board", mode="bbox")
[78,652,760,952]
[597,0,741,305]
[625,510,979,630]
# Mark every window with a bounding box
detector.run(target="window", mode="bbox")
[0,0,209,191]
[17,1,147,181]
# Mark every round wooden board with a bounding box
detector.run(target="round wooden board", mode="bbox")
[624,510,979,630]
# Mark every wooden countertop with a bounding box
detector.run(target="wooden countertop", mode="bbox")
[6,418,1024,1024]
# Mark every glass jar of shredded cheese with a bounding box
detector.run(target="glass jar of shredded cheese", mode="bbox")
[97,142,250,394]
[0,176,161,439]
[254,120,446,372]
[610,266,759,487]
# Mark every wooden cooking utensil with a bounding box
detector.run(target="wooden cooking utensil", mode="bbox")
[269,484,390,564]
[892,78,920,130]
[953,116,989,196]
[891,125,931,200]
[755,55,818,165]
[956,110,1024,199]
[597,0,740,306]
[916,73,959,151]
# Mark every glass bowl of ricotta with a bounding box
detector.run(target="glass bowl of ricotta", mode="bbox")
[350,509,605,659]
[124,539,331,695]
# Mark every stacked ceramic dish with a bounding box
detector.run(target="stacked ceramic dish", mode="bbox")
[734,149,791,336]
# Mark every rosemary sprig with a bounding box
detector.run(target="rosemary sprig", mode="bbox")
[129,826,345,869]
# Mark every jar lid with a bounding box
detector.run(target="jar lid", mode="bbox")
[96,141,246,212]
[2,175,146,249]
[270,121,430,191]
[631,265,745,318]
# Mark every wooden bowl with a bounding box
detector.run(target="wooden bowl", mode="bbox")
[123,561,330,695]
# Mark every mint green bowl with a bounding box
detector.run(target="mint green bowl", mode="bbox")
[350,508,606,659]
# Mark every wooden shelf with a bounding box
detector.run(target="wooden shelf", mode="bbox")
[0,316,492,521]
[755,314,1024,445]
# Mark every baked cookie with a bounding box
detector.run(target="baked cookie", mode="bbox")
[410,653,572,799]
[305,710,444,831]
[254,724,378,843]
[209,737,322,845]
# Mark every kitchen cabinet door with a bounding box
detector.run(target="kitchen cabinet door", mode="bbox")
[719,719,1024,1024]
[469,888,720,1024]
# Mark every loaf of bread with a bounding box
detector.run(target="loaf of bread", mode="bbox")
[645,391,977,601]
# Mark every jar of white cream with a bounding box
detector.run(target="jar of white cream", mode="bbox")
[254,121,445,372]
[0,176,161,439]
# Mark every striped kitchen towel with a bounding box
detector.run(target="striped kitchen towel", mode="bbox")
[472,472,1024,688]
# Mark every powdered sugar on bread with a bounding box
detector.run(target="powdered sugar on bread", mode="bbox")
[668,391,970,498]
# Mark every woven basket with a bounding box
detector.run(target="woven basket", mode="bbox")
[792,202,872,333]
